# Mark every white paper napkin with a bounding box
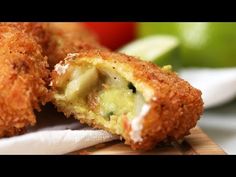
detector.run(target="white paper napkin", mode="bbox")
[0,128,116,154]
[0,67,236,154]
[180,68,236,108]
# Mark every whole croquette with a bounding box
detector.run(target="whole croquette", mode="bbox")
[0,22,50,53]
[40,22,104,67]
[0,22,101,137]
[51,49,203,150]
[0,24,50,137]
[2,22,103,68]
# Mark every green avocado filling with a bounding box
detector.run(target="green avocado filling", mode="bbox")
[99,87,136,120]
[54,62,145,134]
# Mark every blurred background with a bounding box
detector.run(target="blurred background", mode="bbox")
[82,22,236,154]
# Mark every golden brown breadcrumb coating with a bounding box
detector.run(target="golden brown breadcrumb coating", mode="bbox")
[43,23,104,67]
[0,22,50,53]
[0,24,50,137]
[0,22,100,137]
[32,22,99,67]
[51,49,203,150]
[2,22,102,68]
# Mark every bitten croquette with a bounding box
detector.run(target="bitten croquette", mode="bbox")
[51,49,203,150]
[0,23,204,151]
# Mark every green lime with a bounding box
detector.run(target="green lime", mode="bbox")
[119,35,181,70]
[138,22,236,67]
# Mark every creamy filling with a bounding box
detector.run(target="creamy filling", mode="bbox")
[54,62,150,141]
[129,104,151,143]
[55,62,69,75]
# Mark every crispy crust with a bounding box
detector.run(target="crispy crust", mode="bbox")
[2,22,103,68]
[0,22,100,137]
[40,23,104,67]
[0,22,51,57]
[51,49,203,150]
[0,25,50,137]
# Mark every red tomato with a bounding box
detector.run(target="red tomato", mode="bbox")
[83,22,136,50]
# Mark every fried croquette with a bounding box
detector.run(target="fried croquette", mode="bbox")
[2,22,102,68]
[51,49,203,150]
[0,25,50,137]
[0,22,50,53]
[40,22,104,67]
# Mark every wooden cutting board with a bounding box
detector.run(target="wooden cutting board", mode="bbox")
[71,127,226,155]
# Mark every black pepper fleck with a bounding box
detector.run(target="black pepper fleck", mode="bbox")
[128,82,136,93]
